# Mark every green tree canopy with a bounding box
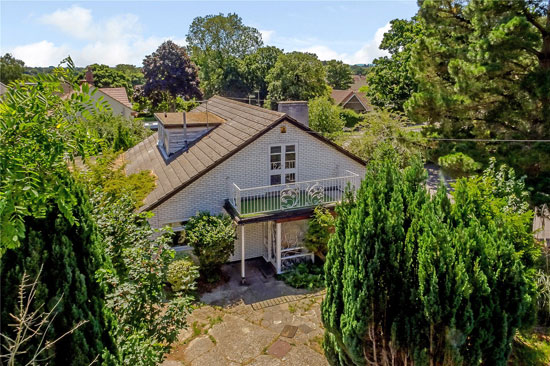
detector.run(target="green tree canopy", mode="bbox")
[0,60,106,253]
[322,153,538,366]
[80,63,132,93]
[0,62,115,364]
[0,53,25,84]
[266,52,330,103]
[114,64,145,87]
[142,40,202,108]
[366,18,421,111]
[325,60,353,90]
[406,0,550,205]
[240,46,283,101]
[186,13,263,97]
[308,96,344,134]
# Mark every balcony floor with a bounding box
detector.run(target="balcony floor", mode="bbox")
[239,191,334,216]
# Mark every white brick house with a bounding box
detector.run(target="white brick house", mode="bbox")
[124,96,366,280]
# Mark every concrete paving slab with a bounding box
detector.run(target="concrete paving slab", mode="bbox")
[183,335,215,363]
[209,314,278,363]
[267,339,292,359]
[298,324,313,334]
[248,355,282,366]
[282,344,329,366]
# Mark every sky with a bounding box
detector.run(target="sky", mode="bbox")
[0,1,419,67]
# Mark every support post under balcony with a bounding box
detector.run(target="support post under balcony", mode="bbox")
[276,222,282,274]
[240,224,247,285]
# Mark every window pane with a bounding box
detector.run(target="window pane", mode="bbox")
[270,152,281,170]
[285,173,296,183]
[270,174,282,185]
[285,145,295,152]
[271,146,281,154]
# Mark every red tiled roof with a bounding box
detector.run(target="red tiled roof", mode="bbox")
[98,87,133,109]
[330,89,354,105]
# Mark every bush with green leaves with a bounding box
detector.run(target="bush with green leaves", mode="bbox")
[344,108,424,165]
[93,193,193,366]
[0,58,105,253]
[338,108,364,129]
[167,257,200,293]
[82,111,152,151]
[438,152,482,177]
[75,151,156,207]
[279,262,324,290]
[304,206,334,262]
[322,152,538,366]
[308,96,344,135]
[185,212,236,281]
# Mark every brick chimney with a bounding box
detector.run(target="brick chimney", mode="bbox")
[277,101,309,127]
[85,67,94,86]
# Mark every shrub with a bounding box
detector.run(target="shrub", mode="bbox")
[279,262,324,289]
[308,96,344,134]
[339,108,364,128]
[304,206,334,262]
[167,257,199,293]
[438,152,481,177]
[185,212,236,281]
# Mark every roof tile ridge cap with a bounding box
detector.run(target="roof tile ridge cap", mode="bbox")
[212,95,284,116]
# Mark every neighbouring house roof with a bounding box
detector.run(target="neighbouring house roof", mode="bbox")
[331,89,354,105]
[124,95,365,212]
[350,74,367,91]
[98,87,133,109]
[154,111,226,127]
[331,89,372,112]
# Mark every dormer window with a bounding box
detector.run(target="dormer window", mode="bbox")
[270,144,296,185]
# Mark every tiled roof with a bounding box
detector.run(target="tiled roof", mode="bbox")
[350,75,367,91]
[98,87,133,109]
[124,95,365,212]
[124,96,286,210]
[331,89,372,112]
[330,89,354,105]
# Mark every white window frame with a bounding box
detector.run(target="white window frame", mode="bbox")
[268,143,297,185]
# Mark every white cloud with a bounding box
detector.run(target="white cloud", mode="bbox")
[260,30,274,43]
[40,5,94,40]
[11,41,70,67]
[300,22,391,64]
[9,5,185,66]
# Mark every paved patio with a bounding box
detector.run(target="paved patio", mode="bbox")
[163,259,328,366]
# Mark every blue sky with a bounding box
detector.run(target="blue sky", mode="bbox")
[1,1,419,67]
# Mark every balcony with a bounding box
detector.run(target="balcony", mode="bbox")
[229,171,360,217]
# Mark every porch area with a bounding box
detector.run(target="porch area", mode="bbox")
[225,171,360,280]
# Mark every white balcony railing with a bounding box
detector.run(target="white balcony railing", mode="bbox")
[230,171,360,216]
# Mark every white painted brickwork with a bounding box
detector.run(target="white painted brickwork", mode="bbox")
[149,121,366,259]
[230,222,266,262]
[152,122,365,224]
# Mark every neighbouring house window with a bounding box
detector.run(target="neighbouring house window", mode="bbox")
[270,144,296,185]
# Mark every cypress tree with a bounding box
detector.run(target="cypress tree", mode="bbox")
[0,175,115,365]
[322,154,537,366]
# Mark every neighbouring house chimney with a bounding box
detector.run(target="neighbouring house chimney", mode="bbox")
[277,101,309,127]
[85,67,94,86]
